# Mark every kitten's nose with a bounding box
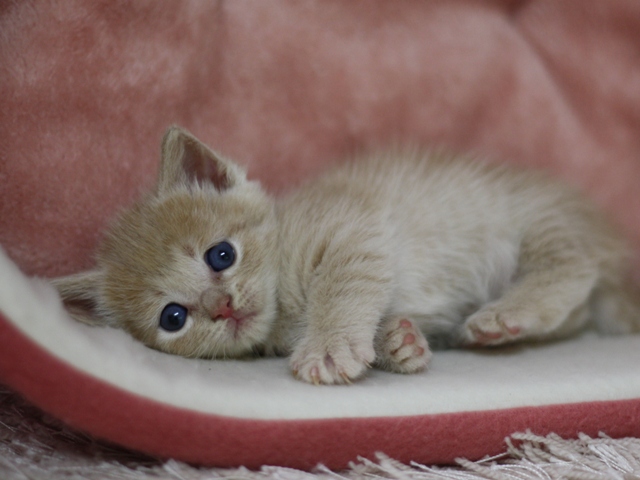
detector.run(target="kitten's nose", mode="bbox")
[211,295,234,321]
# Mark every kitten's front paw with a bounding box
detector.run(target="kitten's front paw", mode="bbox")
[462,304,538,346]
[375,317,432,374]
[290,334,375,385]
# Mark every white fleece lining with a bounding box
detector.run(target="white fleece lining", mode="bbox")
[1,246,640,421]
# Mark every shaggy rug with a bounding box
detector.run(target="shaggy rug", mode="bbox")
[1,386,639,480]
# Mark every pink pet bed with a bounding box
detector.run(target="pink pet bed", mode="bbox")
[1,0,640,470]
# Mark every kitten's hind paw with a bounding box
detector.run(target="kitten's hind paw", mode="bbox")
[461,304,536,346]
[290,334,375,385]
[375,317,432,374]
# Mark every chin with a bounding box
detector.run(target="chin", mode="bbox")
[228,315,275,357]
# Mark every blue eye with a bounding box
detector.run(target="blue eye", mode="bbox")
[159,303,188,332]
[205,241,236,272]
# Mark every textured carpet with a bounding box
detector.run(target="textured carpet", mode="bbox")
[1,386,639,480]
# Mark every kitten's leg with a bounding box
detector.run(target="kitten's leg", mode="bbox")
[375,316,432,374]
[460,227,599,346]
[590,279,640,334]
[290,247,392,385]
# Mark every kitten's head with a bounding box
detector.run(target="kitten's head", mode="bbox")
[53,127,279,358]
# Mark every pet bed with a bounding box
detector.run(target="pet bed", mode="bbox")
[1,248,640,469]
[1,0,640,471]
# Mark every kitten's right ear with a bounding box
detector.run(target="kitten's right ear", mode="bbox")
[51,270,110,327]
[157,126,247,194]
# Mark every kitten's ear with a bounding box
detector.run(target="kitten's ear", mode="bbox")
[157,126,247,194]
[51,270,110,327]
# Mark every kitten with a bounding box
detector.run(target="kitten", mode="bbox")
[53,127,640,385]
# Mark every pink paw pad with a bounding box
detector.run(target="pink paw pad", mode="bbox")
[505,325,522,336]
[380,317,431,373]
[464,307,532,346]
[399,319,412,329]
[473,329,503,341]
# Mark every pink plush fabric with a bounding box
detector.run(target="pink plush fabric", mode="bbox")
[1,0,640,279]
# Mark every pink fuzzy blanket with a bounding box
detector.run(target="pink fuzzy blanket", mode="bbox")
[2,0,640,279]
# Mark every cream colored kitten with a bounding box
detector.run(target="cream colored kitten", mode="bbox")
[53,127,640,384]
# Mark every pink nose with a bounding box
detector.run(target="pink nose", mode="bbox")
[211,295,235,321]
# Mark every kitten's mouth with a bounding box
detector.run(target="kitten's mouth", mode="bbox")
[215,312,255,339]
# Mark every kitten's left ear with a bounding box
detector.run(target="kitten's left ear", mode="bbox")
[51,270,111,327]
[157,126,247,194]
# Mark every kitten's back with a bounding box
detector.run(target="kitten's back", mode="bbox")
[275,150,637,345]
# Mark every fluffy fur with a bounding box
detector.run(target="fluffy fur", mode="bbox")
[53,127,640,385]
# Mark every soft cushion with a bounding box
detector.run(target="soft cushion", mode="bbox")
[1,248,640,469]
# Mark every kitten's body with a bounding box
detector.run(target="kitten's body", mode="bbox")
[54,128,640,384]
